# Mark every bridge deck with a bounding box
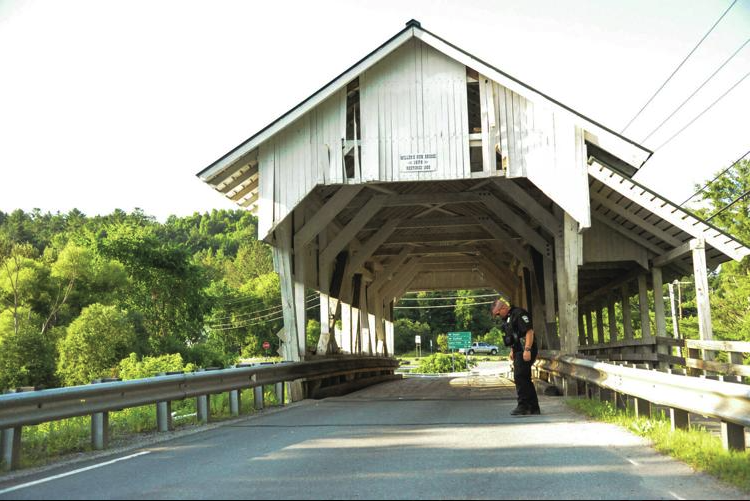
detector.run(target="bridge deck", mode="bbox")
[0,376,743,500]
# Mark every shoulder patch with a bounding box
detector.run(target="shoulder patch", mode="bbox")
[521,315,529,323]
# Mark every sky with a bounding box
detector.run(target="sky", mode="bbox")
[0,0,748,221]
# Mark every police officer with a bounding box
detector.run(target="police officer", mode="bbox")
[491,297,540,415]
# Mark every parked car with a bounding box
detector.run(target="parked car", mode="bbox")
[458,342,499,355]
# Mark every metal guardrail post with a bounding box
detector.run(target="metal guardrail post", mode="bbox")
[229,390,241,416]
[254,386,264,411]
[1,387,35,471]
[196,369,210,423]
[275,382,285,406]
[1,425,21,472]
[156,372,177,432]
[91,378,119,450]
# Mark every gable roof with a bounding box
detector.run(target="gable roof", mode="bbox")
[197,19,652,185]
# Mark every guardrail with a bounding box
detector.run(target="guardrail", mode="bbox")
[578,337,749,379]
[535,351,750,452]
[0,356,399,472]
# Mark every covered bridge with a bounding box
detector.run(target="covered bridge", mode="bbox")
[198,20,750,363]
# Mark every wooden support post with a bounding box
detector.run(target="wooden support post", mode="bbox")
[595,306,605,345]
[652,267,669,368]
[585,309,594,346]
[668,282,681,359]
[273,219,301,361]
[621,288,633,340]
[721,422,746,451]
[578,313,586,346]
[670,408,690,431]
[293,209,308,359]
[692,239,714,364]
[607,296,618,343]
[543,257,559,348]
[555,211,579,355]
[385,301,395,356]
[276,382,285,405]
[637,274,651,339]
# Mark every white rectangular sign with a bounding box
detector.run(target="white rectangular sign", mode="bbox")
[415,335,421,344]
[400,153,437,173]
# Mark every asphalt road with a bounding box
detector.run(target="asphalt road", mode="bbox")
[0,372,743,500]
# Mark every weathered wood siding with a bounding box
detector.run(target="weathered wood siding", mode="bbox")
[258,38,591,237]
[360,38,471,182]
[491,81,590,227]
[582,218,649,269]
[258,89,345,237]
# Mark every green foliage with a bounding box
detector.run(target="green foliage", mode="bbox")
[394,318,431,354]
[0,208,278,390]
[436,333,448,353]
[306,319,321,352]
[57,304,137,386]
[0,308,59,390]
[567,398,750,492]
[415,353,472,373]
[117,352,196,379]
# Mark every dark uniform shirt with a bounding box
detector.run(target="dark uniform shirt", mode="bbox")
[504,306,536,353]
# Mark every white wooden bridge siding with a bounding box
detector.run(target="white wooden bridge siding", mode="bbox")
[491,81,590,228]
[360,38,470,182]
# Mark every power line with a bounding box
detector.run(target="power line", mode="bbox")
[653,69,750,152]
[641,37,750,143]
[209,293,319,322]
[398,293,499,301]
[620,0,739,134]
[394,300,495,310]
[207,295,319,329]
[681,149,750,206]
[706,187,750,221]
[207,303,319,332]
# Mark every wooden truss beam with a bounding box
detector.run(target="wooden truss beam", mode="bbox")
[294,186,364,248]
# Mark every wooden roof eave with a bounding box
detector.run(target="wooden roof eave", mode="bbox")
[588,160,750,264]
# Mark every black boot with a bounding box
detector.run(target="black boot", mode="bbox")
[510,405,530,415]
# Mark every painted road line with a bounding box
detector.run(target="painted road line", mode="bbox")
[0,451,151,496]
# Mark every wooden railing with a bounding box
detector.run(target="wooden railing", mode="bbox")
[578,337,749,380]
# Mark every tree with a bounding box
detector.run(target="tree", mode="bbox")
[696,158,750,342]
[0,308,59,390]
[394,318,431,354]
[57,304,136,386]
[95,223,209,353]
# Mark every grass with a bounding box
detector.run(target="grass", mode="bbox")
[10,385,281,470]
[566,397,750,493]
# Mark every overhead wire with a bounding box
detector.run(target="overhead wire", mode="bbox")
[706,187,750,221]
[398,293,499,301]
[209,293,319,322]
[207,295,320,329]
[652,69,750,152]
[394,300,495,310]
[640,37,750,143]
[680,149,750,206]
[207,303,320,332]
[620,0,739,134]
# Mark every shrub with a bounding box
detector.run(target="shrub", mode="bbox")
[415,353,472,373]
[57,304,135,386]
[117,352,196,380]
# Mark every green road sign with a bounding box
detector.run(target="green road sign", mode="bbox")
[447,331,471,350]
